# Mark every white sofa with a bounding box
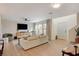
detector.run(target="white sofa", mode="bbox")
[20,35,49,50]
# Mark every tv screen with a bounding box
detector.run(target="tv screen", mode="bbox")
[17,24,28,30]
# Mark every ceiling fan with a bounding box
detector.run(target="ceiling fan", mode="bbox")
[20,17,31,22]
[24,17,30,21]
[19,17,31,23]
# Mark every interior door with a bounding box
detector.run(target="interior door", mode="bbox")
[57,22,68,39]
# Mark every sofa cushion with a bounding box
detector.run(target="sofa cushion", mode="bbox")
[39,35,47,38]
[23,35,31,40]
[27,35,39,41]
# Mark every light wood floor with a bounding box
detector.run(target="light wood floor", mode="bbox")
[3,39,69,56]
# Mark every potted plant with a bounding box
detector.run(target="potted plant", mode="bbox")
[75,27,79,43]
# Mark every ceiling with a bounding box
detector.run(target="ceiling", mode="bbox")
[0,3,79,23]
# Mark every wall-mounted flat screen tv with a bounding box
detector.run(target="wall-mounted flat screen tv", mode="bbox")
[17,24,28,30]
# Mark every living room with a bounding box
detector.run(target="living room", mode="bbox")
[1,3,79,56]
[0,4,51,55]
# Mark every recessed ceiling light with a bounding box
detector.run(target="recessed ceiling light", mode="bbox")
[51,3,61,8]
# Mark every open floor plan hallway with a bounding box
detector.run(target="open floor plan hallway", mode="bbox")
[3,39,69,56]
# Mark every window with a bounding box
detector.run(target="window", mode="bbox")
[35,23,47,35]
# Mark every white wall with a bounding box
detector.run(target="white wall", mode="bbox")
[67,13,79,42]
[1,19,47,37]
[1,19,17,36]
[0,16,2,38]
[67,27,76,42]
[1,19,35,36]
[53,14,77,40]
